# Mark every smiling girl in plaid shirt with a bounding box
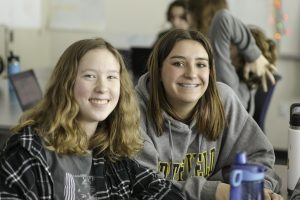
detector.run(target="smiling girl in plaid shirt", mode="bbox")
[0,38,184,200]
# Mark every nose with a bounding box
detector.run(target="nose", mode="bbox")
[184,64,197,78]
[95,78,108,93]
[172,18,181,28]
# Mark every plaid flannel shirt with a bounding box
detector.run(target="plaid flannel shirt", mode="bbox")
[0,126,184,200]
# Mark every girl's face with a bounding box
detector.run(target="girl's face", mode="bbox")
[74,49,120,127]
[169,6,189,30]
[161,39,210,118]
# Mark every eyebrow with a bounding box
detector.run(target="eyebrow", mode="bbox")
[169,55,209,61]
[82,68,120,72]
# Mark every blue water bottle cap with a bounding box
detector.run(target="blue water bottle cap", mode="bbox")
[235,151,247,164]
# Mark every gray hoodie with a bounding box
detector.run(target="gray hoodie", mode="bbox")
[135,73,281,200]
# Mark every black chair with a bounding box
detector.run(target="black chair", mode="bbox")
[253,74,282,132]
[130,47,152,81]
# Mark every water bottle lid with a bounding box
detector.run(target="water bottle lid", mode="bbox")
[235,151,247,164]
[7,51,20,63]
[290,103,300,126]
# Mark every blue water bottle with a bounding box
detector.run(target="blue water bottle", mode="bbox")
[7,51,21,92]
[230,152,265,200]
[7,51,21,75]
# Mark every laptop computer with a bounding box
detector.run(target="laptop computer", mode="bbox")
[8,69,43,111]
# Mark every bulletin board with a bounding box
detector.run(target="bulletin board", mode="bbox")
[0,0,41,29]
[47,0,106,32]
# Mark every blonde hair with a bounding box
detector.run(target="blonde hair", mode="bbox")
[148,29,226,140]
[12,38,142,161]
[187,0,228,35]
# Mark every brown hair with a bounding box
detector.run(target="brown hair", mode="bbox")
[147,29,226,140]
[12,38,142,161]
[187,0,228,35]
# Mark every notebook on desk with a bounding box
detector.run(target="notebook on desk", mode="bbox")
[8,69,43,111]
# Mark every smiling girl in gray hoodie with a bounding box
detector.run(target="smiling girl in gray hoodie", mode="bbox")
[135,29,282,200]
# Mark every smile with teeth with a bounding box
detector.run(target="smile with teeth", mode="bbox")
[89,98,109,104]
[178,83,200,88]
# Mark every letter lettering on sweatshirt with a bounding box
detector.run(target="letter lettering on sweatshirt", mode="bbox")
[184,153,198,174]
[159,162,170,178]
[172,162,184,181]
[158,148,216,180]
[195,151,206,176]
[209,148,215,174]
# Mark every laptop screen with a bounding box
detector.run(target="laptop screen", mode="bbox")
[9,69,43,111]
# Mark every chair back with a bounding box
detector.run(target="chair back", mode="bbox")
[253,74,282,132]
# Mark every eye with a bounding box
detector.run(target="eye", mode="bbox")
[173,61,184,67]
[84,74,96,79]
[196,62,207,68]
[107,74,119,80]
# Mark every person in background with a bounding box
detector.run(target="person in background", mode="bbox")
[187,0,277,114]
[135,29,282,200]
[155,0,190,43]
[0,38,184,200]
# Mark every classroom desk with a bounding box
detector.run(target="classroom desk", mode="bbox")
[0,68,51,130]
[0,76,22,129]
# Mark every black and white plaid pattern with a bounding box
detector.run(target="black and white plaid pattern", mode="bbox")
[0,126,184,200]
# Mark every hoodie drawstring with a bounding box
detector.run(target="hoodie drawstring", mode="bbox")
[168,120,174,180]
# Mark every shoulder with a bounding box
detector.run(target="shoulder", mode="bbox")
[216,82,249,117]
[211,9,239,30]
[1,126,47,173]
[0,137,44,190]
[217,82,239,102]
[4,126,43,153]
[213,9,234,22]
[158,30,169,38]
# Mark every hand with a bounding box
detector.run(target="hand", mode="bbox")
[216,182,230,200]
[244,54,277,92]
[264,189,284,200]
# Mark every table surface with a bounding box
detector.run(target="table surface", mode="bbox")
[274,164,290,199]
[0,68,51,129]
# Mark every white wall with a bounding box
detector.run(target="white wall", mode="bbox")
[3,0,170,70]
[265,59,300,150]
[1,0,299,150]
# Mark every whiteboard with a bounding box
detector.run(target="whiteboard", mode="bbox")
[48,0,106,32]
[0,0,41,29]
